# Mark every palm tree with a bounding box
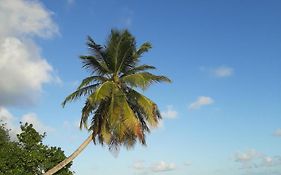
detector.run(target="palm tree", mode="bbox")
[44,29,171,175]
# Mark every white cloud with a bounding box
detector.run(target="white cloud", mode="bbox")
[234,149,281,169]
[0,107,53,139]
[0,0,59,107]
[200,66,234,78]
[262,156,281,167]
[118,7,134,27]
[235,149,262,163]
[188,96,214,110]
[131,160,176,173]
[150,161,176,172]
[161,105,178,119]
[0,107,13,123]
[0,0,58,38]
[0,38,54,106]
[21,113,54,133]
[212,66,234,77]
[0,107,20,140]
[273,129,281,137]
[263,156,273,166]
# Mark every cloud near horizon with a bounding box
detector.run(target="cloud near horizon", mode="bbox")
[0,0,59,107]
[132,160,176,173]
[150,161,176,172]
[234,149,281,169]
[0,107,53,140]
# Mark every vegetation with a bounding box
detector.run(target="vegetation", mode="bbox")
[0,122,73,175]
[44,29,171,174]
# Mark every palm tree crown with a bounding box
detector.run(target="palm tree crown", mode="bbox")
[62,29,171,150]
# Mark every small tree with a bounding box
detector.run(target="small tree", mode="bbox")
[0,122,73,175]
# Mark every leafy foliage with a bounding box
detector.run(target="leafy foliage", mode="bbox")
[0,123,9,144]
[62,29,171,150]
[0,123,73,175]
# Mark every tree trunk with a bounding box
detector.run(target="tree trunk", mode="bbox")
[43,134,93,175]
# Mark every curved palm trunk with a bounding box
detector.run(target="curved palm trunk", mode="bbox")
[43,134,93,175]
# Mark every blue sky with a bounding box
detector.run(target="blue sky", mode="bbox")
[0,0,281,174]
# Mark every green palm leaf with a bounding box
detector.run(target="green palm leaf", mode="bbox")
[77,76,108,89]
[88,81,115,105]
[62,84,99,107]
[127,88,160,127]
[80,56,110,75]
[122,64,156,76]
[121,72,171,90]
[134,42,152,59]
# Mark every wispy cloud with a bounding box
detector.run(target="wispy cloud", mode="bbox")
[273,129,281,137]
[200,66,234,78]
[235,149,262,165]
[0,0,59,107]
[66,0,75,5]
[132,160,146,171]
[234,149,281,169]
[188,96,214,110]
[161,105,178,119]
[150,161,176,172]
[117,6,134,27]
[212,66,234,77]
[21,113,54,133]
[132,160,176,173]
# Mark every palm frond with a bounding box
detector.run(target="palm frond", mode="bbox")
[127,88,160,127]
[121,72,171,90]
[115,89,146,143]
[133,42,152,59]
[90,100,110,143]
[62,84,99,107]
[106,30,136,73]
[88,81,115,105]
[104,30,121,72]
[120,95,139,131]
[80,99,94,129]
[119,42,152,73]
[121,64,156,76]
[80,55,111,75]
[128,100,150,133]
[77,76,108,89]
[87,36,104,60]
